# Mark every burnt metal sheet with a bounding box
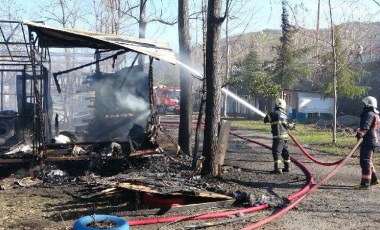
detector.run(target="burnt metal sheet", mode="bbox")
[23,21,177,64]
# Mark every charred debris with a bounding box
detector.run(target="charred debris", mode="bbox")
[0,21,173,177]
[0,21,257,208]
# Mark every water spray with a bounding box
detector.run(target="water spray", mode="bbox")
[221,88,266,118]
[176,60,267,118]
[175,60,204,80]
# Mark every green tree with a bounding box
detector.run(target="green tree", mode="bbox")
[318,26,369,98]
[230,50,280,99]
[272,0,311,90]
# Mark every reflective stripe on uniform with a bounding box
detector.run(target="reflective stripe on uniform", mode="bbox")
[373,115,379,143]
[273,134,289,138]
[270,121,288,125]
[271,121,288,139]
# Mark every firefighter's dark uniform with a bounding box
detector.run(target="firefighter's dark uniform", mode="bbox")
[264,107,291,174]
[355,107,380,188]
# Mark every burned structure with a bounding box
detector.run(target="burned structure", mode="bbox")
[0,20,177,177]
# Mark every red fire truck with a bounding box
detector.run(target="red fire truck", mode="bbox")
[153,85,180,114]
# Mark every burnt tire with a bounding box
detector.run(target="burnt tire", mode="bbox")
[73,214,129,230]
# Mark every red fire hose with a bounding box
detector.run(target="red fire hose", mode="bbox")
[130,124,359,229]
[128,131,315,227]
[289,132,343,166]
[240,138,362,230]
[128,205,269,226]
[228,132,315,201]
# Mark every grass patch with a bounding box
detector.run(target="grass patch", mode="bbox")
[230,120,357,155]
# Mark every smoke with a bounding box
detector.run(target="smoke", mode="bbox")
[115,91,149,112]
[83,66,151,142]
[115,68,150,113]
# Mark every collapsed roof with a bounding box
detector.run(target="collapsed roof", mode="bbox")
[23,21,177,64]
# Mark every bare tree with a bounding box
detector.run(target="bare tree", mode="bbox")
[117,0,176,70]
[34,0,87,130]
[329,0,338,144]
[0,0,25,20]
[138,0,148,70]
[87,0,139,34]
[36,0,86,28]
[178,0,193,156]
[222,9,230,117]
[202,0,230,176]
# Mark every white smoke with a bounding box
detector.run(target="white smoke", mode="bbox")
[115,91,149,112]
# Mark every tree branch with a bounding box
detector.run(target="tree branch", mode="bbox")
[147,18,177,25]
[218,0,232,23]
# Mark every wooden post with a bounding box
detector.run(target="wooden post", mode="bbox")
[213,120,231,176]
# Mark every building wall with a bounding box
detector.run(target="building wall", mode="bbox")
[284,91,333,120]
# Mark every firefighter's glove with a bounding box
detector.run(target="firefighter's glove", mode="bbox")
[263,114,269,124]
[355,132,363,140]
[287,122,296,130]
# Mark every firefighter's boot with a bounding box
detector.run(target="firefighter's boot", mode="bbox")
[270,161,282,174]
[371,174,379,186]
[353,179,370,190]
[282,160,290,173]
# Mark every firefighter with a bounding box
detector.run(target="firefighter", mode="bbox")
[264,98,294,174]
[354,96,380,190]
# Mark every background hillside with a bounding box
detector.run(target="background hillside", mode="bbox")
[152,21,380,116]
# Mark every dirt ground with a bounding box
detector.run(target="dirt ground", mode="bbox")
[1,117,380,230]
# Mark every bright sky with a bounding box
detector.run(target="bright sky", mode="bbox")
[10,0,380,52]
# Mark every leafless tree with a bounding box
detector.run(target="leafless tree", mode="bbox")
[115,0,176,70]
[329,0,338,144]
[202,0,231,176]
[178,0,193,156]
[33,0,87,129]
[89,0,139,34]
[0,0,25,20]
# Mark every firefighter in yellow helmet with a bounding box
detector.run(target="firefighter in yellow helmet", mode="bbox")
[354,96,380,189]
[264,98,294,174]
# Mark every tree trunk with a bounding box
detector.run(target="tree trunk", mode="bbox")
[138,0,147,71]
[328,0,337,143]
[223,11,229,118]
[202,0,223,176]
[178,0,193,156]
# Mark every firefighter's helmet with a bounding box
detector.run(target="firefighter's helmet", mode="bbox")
[276,98,286,110]
[362,96,379,113]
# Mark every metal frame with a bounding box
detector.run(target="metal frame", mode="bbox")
[0,20,174,177]
[0,21,50,174]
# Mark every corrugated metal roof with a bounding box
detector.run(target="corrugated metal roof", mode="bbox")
[23,21,177,64]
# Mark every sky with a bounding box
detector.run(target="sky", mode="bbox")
[7,0,380,52]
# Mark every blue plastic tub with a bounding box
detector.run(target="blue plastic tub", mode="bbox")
[73,214,129,230]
